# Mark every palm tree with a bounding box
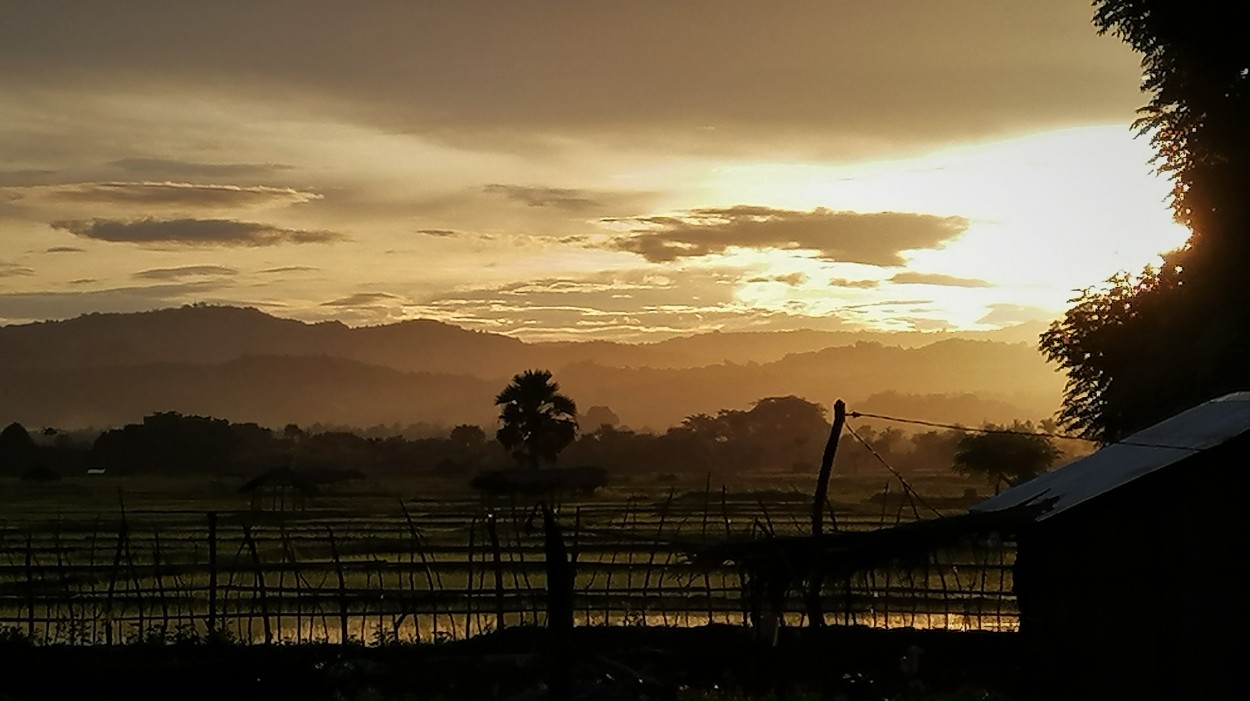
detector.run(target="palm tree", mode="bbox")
[494,369,578,469]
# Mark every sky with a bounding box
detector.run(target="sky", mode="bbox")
[0,1,1189,341]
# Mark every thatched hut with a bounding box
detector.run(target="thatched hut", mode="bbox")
[239,466,318,511]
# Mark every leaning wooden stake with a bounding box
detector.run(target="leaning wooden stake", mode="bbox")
[807,399,847,629]
[153,530,170,634]
[242,524,272,644]
[104,519,127,645]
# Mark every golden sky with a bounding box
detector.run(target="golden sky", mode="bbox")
[0,1,1188,340]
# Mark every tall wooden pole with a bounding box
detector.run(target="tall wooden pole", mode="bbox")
[807,399,847,628]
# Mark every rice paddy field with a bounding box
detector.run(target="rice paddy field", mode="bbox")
[0,470,1016,646]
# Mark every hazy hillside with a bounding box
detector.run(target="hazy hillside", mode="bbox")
[0,305,1054,374]
[0,306,1065,430]
[557,339,1062,429]
[0,356,504,430]
[639,322,1053,365]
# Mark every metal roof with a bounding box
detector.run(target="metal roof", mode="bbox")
[973,392,1250,522]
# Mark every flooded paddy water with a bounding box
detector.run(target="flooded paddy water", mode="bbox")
[0,475,1017,645]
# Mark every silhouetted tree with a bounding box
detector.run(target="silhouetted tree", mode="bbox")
[742,396,831,470]
[20,465,60,482]
[952,423,1062,494]
[0,422,38,476]
[1043,2,1249,441]
[1040,266,1185,440]
[1094,0,1249,257]
[91,412,235,474]
[449,424,487,447]
[580,405,620,431]
[494,370,578,469]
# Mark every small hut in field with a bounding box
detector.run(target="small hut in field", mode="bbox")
[974,392,1247,700]
[239,466,318,511]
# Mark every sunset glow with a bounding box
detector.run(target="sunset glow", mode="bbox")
[0,1,1186,340]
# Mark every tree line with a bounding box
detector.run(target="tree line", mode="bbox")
[0,395,1064,490]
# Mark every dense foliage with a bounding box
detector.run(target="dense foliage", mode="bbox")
[951,422,1062,493]
[494,369,579,469]
[1043,1,1249,441]
[0,397,1063,483]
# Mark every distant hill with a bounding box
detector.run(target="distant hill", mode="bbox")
[555,339,1062,429]
[0,305,1065,430]
[0,305,529,375]
[0,355,502,430]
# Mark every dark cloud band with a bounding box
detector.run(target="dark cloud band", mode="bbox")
[52,217,345,247]
[40,182,318,207]
[108,158,293,178]
[609,206,968,265]
[484,184,602,211]
[889,272,991,287]
[0,262,34,277]
[133,265,239,280]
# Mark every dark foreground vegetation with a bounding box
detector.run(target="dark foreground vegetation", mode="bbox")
[0,624,1023,701]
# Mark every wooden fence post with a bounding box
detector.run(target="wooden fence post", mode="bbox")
[486,512,505,633]
[464,517,477,638]
[327,527,349,644]
[25,534,35,640]
[207,512,218,635]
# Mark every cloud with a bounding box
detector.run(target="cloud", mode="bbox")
[609,206,968,265]
[51,217,346,247]
[45,246,83,253]
[133,265,238,280]
[0,282,229,322]
[108,158,293,178]
[320,292,405,307]
[484,184,602,212]
[258,265,318,274]
[0,2,1141,154]
[0,169,59,187]
[899,317,956,332]
[889,272,992,287]
[1,262,34,277]
[844,298,933,310]
[33,181,319,208]
[747,272,808,286]
[395,266,860,341]
[829,277,880,289]
[977,303,1056,326]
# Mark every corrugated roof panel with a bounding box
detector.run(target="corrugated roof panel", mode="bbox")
[973,392,1250,521]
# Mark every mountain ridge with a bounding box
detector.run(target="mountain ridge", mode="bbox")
[0,305,1065,431]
